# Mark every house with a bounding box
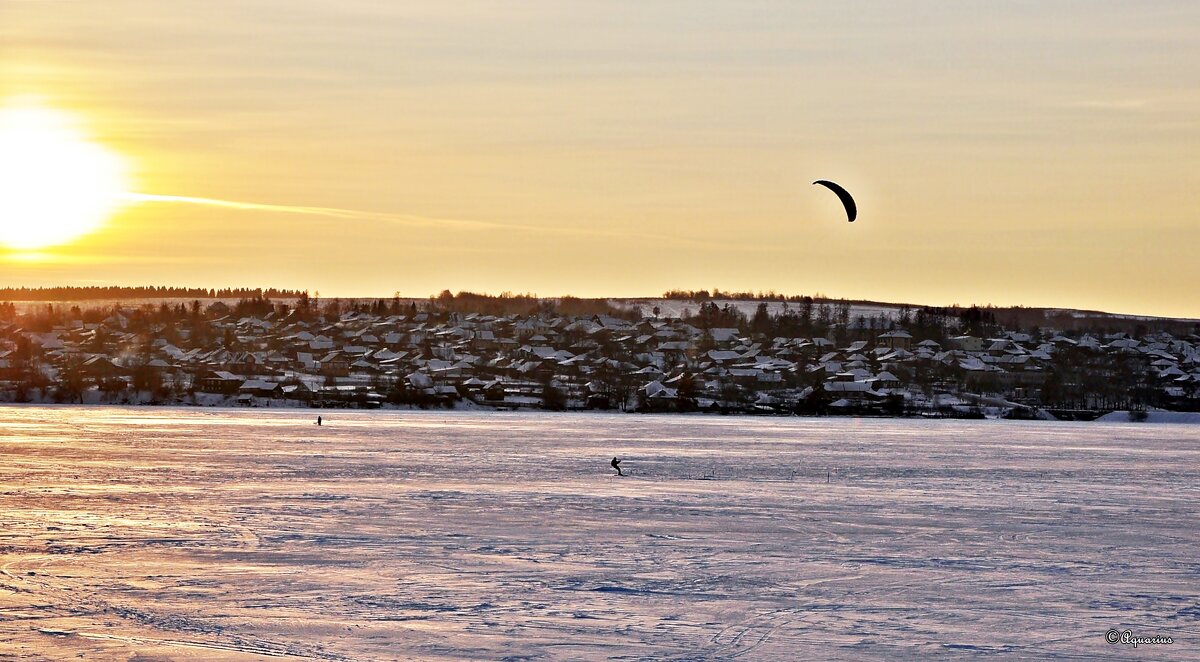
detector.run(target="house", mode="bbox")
[239,379,282,398]
[707,350,741,364]
[318,351,350,377]
[878,329,913,350]
[823,381,882,400]
[80,356,124,379]
[281,382,315,402]
[949,335,985,352]
[197,370,243,394]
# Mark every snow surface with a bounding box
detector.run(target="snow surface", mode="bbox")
[1095,410,1200,424]
[0,407,1197,660]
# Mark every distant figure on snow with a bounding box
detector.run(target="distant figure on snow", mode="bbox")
[611,457,623,476]
[317,416,322,426]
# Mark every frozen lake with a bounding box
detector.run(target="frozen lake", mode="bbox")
[0,407,1196,660]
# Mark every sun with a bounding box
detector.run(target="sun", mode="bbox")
[0,102,129,251]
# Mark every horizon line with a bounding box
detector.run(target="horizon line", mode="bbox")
[2,284,1198,323]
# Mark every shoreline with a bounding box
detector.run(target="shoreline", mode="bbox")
[2,399,1197,424]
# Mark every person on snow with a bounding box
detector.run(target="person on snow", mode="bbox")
[611,456,623,476]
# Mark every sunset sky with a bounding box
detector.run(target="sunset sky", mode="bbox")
[1,1,1197,317]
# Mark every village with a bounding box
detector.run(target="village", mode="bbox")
[1,293,1198,420]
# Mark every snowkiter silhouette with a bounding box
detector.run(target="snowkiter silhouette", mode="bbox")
[611,457,623,476]
[317,416,322,426]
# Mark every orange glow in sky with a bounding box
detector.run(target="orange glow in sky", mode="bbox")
[1,2,1198,317]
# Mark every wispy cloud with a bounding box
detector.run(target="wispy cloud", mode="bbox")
[121,192,511,231]
[120,192,750,251]
[1065,99,1155,111]
[0,249,204,265]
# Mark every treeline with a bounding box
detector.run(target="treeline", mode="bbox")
[425,290,640,319]
[0,286,305,301]
[686,300,1016,343]
[662,288,926,309]
[663,288,822,302]
[931,304,1183,337]
[665,289,1198,337]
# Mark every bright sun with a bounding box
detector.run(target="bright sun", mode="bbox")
[0,102,129,250]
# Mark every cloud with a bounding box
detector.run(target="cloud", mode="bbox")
[120,191,750,251]
[1065,99,1155,111]
[122,192,506,231]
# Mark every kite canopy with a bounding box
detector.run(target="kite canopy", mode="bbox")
[812,180,857,222]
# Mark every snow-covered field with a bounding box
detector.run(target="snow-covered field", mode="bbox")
[0,408,1196,660]
[1096,410,1200,424]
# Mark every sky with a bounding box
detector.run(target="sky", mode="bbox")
[0,1,1198,317]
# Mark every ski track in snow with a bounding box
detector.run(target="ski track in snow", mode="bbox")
[0,406,1196,660]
